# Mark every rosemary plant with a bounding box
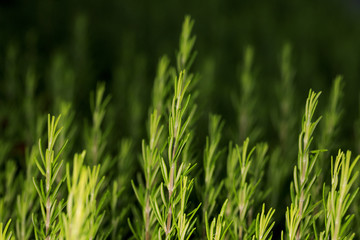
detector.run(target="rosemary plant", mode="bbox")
[60,151,106,240]
[176,16,197,77]
[320,150,359,240]
[56,102,76,161]
[173,16,199,170]
[250,143,269,215]
[233,47,261,142]
[16,147,38,240]
[32,115,68,240]
[268,44,297,211]
[152,56,171,115]
[111,139,134,239]
[205,200,230,240]
[314,76,344,213]
[152,71,198,239]
[226,138,258,239]
[23,67,39,146]
[252,204,275,240]
[2,11,360,240]
[0,160,17,225]
[130,110,163,240]
[85,82,111,167]
[285,90,322,240]
[318,76,343,153]
[60,152,89,240]
[0,220,13,240]
[202,114,225,222]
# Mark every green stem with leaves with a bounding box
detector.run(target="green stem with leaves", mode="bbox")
[252,204,275,240]
[166,71,192,237]
[203,115,224,224]
[0,220,13,240]
[320,150,359,240]
[285,90,322,240]
[33,115,68,240]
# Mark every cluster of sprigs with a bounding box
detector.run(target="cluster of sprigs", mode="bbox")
[30,115,106,240]
[60,151,106,240]
[131,15,200,240]
[1,14,360,240]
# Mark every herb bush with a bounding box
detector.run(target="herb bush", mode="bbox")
[1,3,360,239]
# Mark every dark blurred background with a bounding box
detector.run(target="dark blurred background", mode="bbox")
[1,0,360,141]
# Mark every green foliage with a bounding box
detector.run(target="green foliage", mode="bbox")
[285,90,322,240]
[268,44,297,210]
[32,115,67,240]
[130,110,163,240]
[205,200,230,240]
[111,139,134,239]
[319,76,344,152]
[177,16,197,74]
[0,161,17,224]
[225,138,260,239]
[2,11,360,240]
[202,114,224,219]
[320,150,359,240]
[175,176,200,240]
[233,46,261,142]
[60,151,105,240]
[253,204,275,240]
[0,220,13,240]
[151,71,198,239]
[16,147,38,240]
[85,82,111,166]
[153,56,171,115]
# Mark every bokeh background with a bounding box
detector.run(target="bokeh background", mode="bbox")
[1,0,360,237]
[1,0,360,143]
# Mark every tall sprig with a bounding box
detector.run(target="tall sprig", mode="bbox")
[130,110,163,240]
[318,76,343,153]
[130,43,171,240]
[314,76,344,217]
[153,56,171,115]
[174,15,198,167]
[32,115,68,240]
[85,82,111,166]
[320,150,359,240]
[268,44,297,210]
[16,147,39,240]
[111,139,134,239]
[225,138,258,239]
[176,16,197,76]
[235,138,256,239]
[285,90,322,240]
[202,114,224,220]
[152,71,198,239]
[233,47,260,142]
